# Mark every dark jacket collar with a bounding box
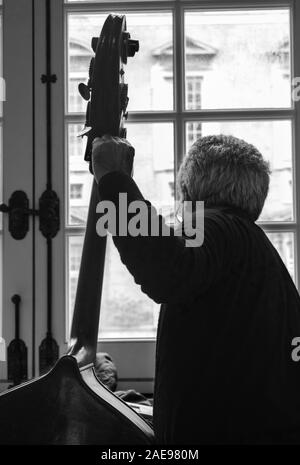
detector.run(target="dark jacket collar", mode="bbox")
[205,205,254,221]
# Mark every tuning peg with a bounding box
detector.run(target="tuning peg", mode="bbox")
[122,32,139,63]
[78,102,92,137]
[91,37,98,53]
[78,83,90,101]
[120,83,129,112]
[128,39,139,57]
[77,126,92,138]
[89,57,95,79]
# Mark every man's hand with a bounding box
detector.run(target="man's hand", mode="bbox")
[92,135,135,184]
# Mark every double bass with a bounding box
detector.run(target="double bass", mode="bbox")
[0,14,154,445]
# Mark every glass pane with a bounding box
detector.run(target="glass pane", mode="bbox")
[67,12,173,112]
[67,235,82,336]
[67,122,174,338]
[185,9,291,109]
[267,232,295,281]
[128,122,175,215]
[67,122,175,225]
[68,235,160,339]
[67,123,92,225]
[185,120,293,222]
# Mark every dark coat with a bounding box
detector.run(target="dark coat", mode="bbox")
[99,171,300,444]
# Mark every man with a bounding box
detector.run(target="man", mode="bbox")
[92,133,300,444]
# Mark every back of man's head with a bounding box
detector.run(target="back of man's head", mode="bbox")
[177,134,270,221]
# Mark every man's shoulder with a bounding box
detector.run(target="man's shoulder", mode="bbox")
[202,206,260,249]
[204,206,253,229]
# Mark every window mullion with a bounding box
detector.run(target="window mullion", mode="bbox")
[174,0,185,175]
[65,108,295,123]
[182,109,295,121]
[178,0,293,9]
[259,223,297,231]
[292,0,300,289]
[65,1,176,14]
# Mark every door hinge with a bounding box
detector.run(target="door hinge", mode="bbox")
[0,189,60,240]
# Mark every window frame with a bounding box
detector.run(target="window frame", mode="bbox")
[54,0,300,390]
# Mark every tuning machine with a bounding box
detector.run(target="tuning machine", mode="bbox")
[78,83,90,101]
[77,126,92,138]
[122,32,139,64]
[77,101,92,139]
[91,37,99,53]
[120,83,129,114]
[78,57,95,101]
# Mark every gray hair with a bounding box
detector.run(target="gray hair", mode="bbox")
[177,134,270,221]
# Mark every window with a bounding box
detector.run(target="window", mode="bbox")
[56,0,300,388]
[68,123,84,158]
[68,41,91,113]
[64,2,298,326]
[68,236,82,313]
[70,183,83,199]
[186,76,203,110]
[187,121,202,147]
[69,78,84,113]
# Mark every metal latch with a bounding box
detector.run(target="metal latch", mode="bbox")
[0,189,59,240]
